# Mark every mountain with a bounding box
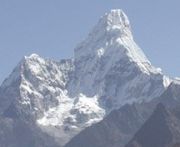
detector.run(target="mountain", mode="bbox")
[0,117,60,147]
[126,103,180,147]
[0,9,174,146]
[64,80,180,147]
[69,9,170,107]
[155,80,180,109]
[0,54,73,119]
[65,103,152,147]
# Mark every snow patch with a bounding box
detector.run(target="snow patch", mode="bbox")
[97,48,105,57]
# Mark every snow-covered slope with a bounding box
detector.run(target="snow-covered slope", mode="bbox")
[69,9,170,107]
[0,9,172,146]
[0,54,73,118]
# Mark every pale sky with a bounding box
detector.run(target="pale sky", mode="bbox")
[0,0,180,83]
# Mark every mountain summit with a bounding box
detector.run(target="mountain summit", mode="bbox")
[72,9,169,103]
[0,9,172,147]
[90,9,132,37]
[75,9,149,64]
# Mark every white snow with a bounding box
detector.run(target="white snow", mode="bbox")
[37,93,105,127]
[97,48,105,57]
[163,76,172,88]
[35,9,171,135]
[37,97,74,126]
[0,9,172,146]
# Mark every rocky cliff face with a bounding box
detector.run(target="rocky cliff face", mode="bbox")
[65,80,180,147]
[126,103,180,147]
[65,103,152,147]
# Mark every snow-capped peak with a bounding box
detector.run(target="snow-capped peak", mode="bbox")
[75,9,150,65]
[89,9,132,39]
[25,53,40,59]
[70,9,169,105]
[1,54,44,88]
[102,9,131,32]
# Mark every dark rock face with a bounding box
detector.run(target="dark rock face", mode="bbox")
[126,103,180,147]
[151,82,180,110]
[65,104,152,147]
[0,117,60,147]
[172,143,180,147]
[65,82,180,147]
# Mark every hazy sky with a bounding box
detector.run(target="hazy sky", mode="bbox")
[0,0,180,84]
